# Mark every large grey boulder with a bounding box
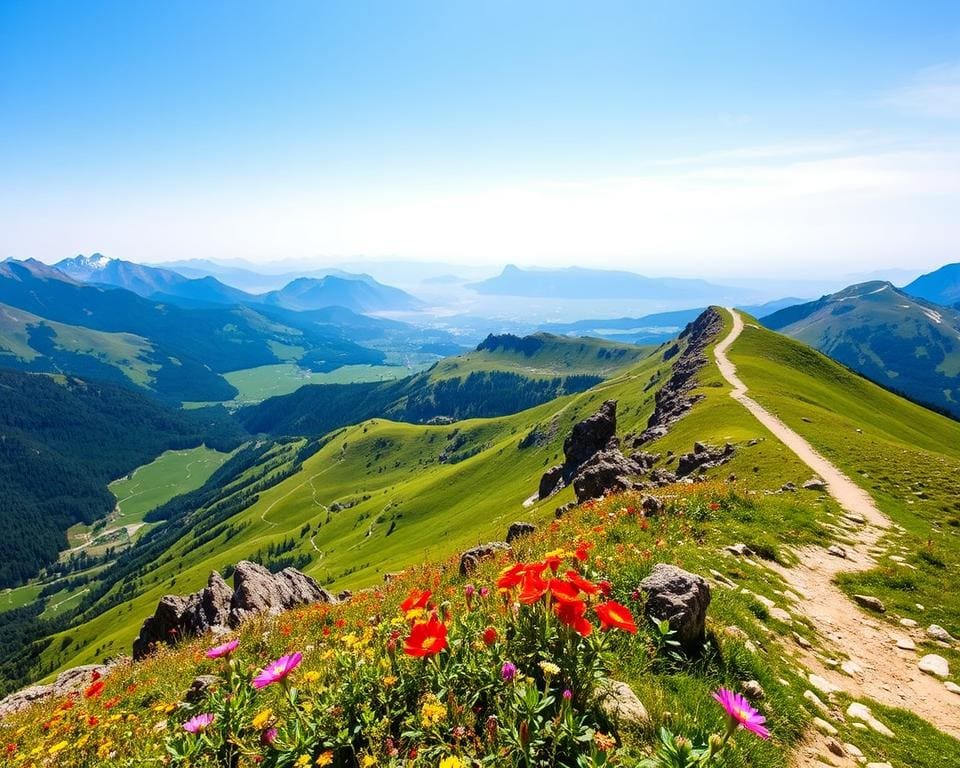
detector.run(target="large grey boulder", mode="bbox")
[538,400,621,499]
[638,564,712,654]
[572,449,639,502]
[506,522,536,543]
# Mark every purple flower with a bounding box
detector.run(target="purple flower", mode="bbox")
[501,661,517,681]
[712,688,770,739]
[252,652,303,689]
[563,689,573,700]
[261,727,278,746]
[205,639,239,659]
[479,587,490,598]
[183,713,215,733]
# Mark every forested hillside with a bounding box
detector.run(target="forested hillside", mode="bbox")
[0,369,244,587]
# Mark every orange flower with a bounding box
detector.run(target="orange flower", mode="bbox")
[574,542,593,562]
[403,617,448,657]
[400,589,431,612]
[554,599,592,637]
[595,601,637,633]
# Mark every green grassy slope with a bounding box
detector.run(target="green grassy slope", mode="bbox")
[729,313,960,671]
[762,281,960,418]
[0,302,158,387]
[34,319,822,679]
[429,333,651,381]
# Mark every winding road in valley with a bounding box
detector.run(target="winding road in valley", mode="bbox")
[715,308,960,743]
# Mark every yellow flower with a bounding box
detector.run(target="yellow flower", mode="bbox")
[538,661,560,676]
[361,756,378,767]
[295,756,311,767]
[439,757,464,768]
[75,734,90,749]
[316,752,334,766]
[252,708,273,729]
[303,670,321,684]
[420,699,446,728]
[382,675,397,687]
[301,700,315,713]
[48,740,69,755]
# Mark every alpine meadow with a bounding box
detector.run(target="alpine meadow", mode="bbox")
[2,4,960,768]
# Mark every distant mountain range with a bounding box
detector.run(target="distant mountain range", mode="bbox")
[467,264,748,300]
[0,259,396,401]
[55,254,423,313]
[902,262,960,309]
[762,281,960,418]
[540,298,806,344]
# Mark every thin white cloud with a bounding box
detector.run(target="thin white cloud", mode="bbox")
[883,61,960,119]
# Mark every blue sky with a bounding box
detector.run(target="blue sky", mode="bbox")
[2,1,959,277]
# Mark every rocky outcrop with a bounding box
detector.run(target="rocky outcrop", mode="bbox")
[675,442,735,477]
[636,308,724,445]
[0,663,118,718]
[638,564,712,655]
[538,400,620,499]
[572,449,641,502]
[133,563,336,659]
[459,541,511,576]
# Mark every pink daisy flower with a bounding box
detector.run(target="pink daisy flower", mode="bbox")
[712,688,770,739]
[252,652,303,689]
[183,713,215,733]
[205,639,239,659]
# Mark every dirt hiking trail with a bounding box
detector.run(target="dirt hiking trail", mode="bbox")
[714,308,960,742]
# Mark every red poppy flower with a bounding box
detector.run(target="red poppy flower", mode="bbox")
[403,617,448,657]
[595,601,637,633]
[497,562,526,590]
[554,599,593,637]
[482,627,498,646]
[597,580,612,597]
[548,578,581,603]
[400,589,431,612]
[517,571,548,604]
[84,680,105,699]
[574,542,593,562]
[564,570,599,594]
[543,553,564,573]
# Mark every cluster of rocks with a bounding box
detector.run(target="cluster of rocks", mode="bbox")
[132,561,336,660]
[536,398,738,504]
[634,308,724,445]
[0,662,118,718]
[675,441,735,476]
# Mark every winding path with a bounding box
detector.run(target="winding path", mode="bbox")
[715,308,960,741]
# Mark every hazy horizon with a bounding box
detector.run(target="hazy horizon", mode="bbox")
[3,2,959,279]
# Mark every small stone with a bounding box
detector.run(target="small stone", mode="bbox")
[741,680,764,699]
[899,618,918,628]
[840,660,862,677]
[813,717,838,736]
[809,673,842,694]
[725,625,749,640]
[844,743,864,760]
[853,594,885,613]
[184,675,219,704]
[865,763,893,768]
[770,606,793,623]
[894,637,915,651]
[825,738,845,757]
[724,543,754,557]
[846,702,895,738]
[916,603,925,611]
[927,624,956,644]
[595,679,649,726]
[888,555,905,562]
[803,477,828,491]
[827,544,846,558]
[918,654,950,678]
[844,513,867,524]
[793,632,812,649]
[945,681,960,695]
[803,690,829,712]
